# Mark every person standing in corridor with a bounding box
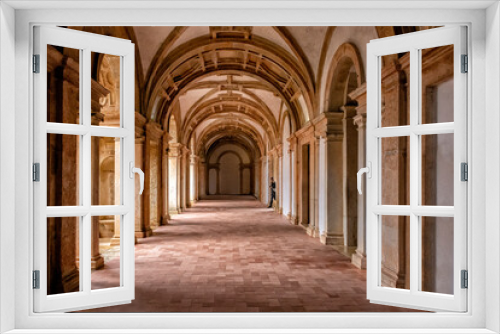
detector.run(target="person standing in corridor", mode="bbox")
[268,177,276,208]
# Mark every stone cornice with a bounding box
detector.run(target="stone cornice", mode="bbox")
[312,112,343,139]
[294,123,314,140]
[91,80,110,114]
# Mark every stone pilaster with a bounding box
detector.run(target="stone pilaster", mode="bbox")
[90,111,105,269]
[288,135,298,224]
[314,112,344,245]
[144,121,164,230]
[168,143,181,215]
[161,132,171,225]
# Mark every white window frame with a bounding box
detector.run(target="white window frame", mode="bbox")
[33,26,136,313]
[366,26,468,312]
[0,1,498,333]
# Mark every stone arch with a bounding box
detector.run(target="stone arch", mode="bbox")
[324,43,364,113]
[217,151,243,195]
[145,38,314,127]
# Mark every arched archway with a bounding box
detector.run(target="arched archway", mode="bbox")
[218,151,242,195]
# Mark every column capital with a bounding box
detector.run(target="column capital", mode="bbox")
[287,134,298,151]
[167,142,181,157]
[312,112,343,136]
[91,80,110,114]
[135,112,147,138]
[340,105,358,119]
[353,112,367,129]
[145,121,164,140]
[91,112,104,126]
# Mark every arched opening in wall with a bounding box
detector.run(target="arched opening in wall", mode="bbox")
[324,42,363,249]
[208,169,217,195]
[218,152,241,194]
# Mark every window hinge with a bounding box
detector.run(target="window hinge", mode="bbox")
[461,162,468,182]
[461,270,468,289]
[33,163,40,182]
[32,270,40,289]
[461,54,468,73]
[33,54,40,73]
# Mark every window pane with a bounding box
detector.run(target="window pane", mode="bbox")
[381,137,410,205]
[91,215,121,290]
[91,137,121,206]
[47,45,80,124]
[381,52,410,127]
[421,217,454,294]
[380,215,410,290]
[421,134,454,206]
[421,45,454,124]
[91,52,121,127]
[47,217,81,295]
[47,133,80,206]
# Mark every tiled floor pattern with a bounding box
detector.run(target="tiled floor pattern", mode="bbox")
[84,195,416,313]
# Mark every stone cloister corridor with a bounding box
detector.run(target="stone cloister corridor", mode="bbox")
[85,196,412,313]
[46,25,454,312]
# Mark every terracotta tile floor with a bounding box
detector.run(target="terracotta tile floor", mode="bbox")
[84,195,415,313]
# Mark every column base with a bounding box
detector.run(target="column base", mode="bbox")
[299,221,309,230]
[169,209,181,215]
[351,251,367,269]
[320,232,344,245]
[161,215,170,225]
[135,229,153,238]
[381,266,406,288]
[91,255,104,269]
[306,226,320,238]
[290,215,298,225]
[62,268,80,292]
[109,236,121,246]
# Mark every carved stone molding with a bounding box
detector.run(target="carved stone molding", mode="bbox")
[135,112,147,138]
[145,121,164,140]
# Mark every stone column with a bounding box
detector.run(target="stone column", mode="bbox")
[110,137,122,245]
[261,156,268,205]
[90,112,104,269]
[314,112,344,245]
[288,135,298,224]
[168,143,181,215]
[190,156,198,203]
[144,121,164,231]
[161,132,171,225]
[183,147,191,209]
[342,106,359,247]
[277,145,284,214]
